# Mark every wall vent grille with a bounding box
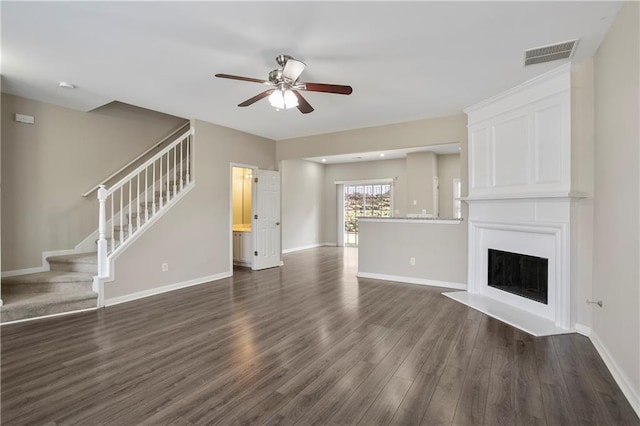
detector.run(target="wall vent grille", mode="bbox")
[524,39,579,66]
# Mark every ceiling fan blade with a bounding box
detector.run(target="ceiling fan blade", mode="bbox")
[215,73,270,85]
[301,82,353,95]
[293,91,314,114]
[282,58,306,83]
[238,90,274,107]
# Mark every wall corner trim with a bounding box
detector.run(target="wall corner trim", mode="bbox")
[104,271,232,307]
[590,330,640,418]
[574,323,592,337]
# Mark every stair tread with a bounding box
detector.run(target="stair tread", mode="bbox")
[2,271,93,285]
[1,290,98,310]
[47,252,97,264]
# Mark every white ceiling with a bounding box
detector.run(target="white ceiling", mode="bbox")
[305,143,461,165]
[1,1,621,141]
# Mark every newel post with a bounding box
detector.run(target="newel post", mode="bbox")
[97,185,108,277]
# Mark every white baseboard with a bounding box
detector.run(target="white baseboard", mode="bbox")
[574,323,592,337]
[590,330,640,418]
[2,265,48,278]
[356,271,467,290]
[104,271,232,307]
[2,247,96,278]
[282,242,335,254]
[1,307,97,326]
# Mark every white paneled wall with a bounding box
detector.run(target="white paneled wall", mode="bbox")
[466,64,572,198]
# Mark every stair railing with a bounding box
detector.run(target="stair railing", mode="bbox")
[96,128,194,278]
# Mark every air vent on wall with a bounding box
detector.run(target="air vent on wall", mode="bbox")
[524,39,579,66]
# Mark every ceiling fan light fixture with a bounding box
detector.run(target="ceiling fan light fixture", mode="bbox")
[268,90,285,109]
[283,89,298,108]
[268,89,298,110]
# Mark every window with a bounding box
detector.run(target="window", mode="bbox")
[453,178,462,219]
[344,183,392,246]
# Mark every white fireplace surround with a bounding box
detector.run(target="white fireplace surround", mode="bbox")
[468,218,570,329]
[444,63,593,336]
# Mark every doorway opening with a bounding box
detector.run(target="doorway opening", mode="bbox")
[343,182,392,246]
[231,166,254,268]
[230,165,282,272]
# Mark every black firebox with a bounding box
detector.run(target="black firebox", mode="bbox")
[488,249,548,304]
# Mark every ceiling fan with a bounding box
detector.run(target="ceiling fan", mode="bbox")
[215,54,353,114]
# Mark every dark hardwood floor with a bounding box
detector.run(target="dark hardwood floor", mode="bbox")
[1,247,638,425]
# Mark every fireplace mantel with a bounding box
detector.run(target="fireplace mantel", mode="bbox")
[447,61,594,336]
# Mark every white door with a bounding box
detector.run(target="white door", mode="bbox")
[253,170,281,270]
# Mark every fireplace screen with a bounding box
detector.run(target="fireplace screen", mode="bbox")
[488,249,548,304]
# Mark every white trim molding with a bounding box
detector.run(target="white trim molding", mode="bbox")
[590,331,640,418]
[0,307,97,326]
[2,247,97,278]
[356,272,466,290]
[359,218,462,225]
[468,218,570,329]
[104,271,231,306]
[282,243,334,254]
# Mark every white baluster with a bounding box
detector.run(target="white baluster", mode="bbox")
[110,197,115,252]
[180,139,184,191]
[128,181,132,237]
[166,151,170,201]
[136,172,141,230]
[97,185,108,277]
[173,145,177,196]
[152,161,157,214]
[145,167,149,222]
[119,188,124,246]
[186,136,191,183]
[159,157,163,209]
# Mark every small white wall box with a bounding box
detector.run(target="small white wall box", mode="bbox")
[14,114,35,124]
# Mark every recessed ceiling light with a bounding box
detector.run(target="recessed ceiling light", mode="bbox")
[380,153,385,157]
[321,159,327,162]
[58,81,76,89]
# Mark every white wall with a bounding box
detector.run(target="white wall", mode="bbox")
[1,94,187,272]
[322,159,407,245]
[105,119,276,301]
[593,0,640,413]
[281,159,324,251]
[437,154,461,218]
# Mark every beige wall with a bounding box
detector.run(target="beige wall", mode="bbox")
[105,119,276,300]
[593,0,640,409]
[276,114,467,161]
[358,220,467,285]
[277,114,468,247]
[281,159,324,251]
[406,151,437,216]
[323,159,407,245]
[437,154,461,218]
[1,94,187,271]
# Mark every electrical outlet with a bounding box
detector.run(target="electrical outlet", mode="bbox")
[413,200,417,206]
[162,263,169,272]
[410,257,416,266]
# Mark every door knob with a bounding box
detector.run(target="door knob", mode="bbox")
[276,222,280,226]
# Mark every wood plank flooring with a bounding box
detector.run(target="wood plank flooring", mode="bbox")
[1,247,638,425]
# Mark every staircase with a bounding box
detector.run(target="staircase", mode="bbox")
[1,126,194,324]
[1,253,98,323]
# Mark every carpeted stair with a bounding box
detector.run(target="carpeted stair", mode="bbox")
[1,252,98,323]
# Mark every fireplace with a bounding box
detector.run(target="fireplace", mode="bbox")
[488,249,548,304]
